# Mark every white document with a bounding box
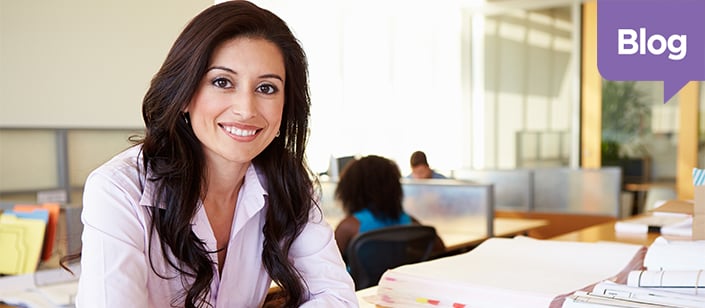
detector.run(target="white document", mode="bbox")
[367,237,646,308]
[659,217,693,236]
[563,291,677,308]
[0,263,79,308]
[614,213,691,234]
[644,237,705,271]
[589,280,705,307]
[627,270,705,296]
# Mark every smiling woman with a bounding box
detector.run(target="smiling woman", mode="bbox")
[186,38,286,167]
[63,1,358,307]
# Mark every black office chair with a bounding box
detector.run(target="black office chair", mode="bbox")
[345,225,439,290]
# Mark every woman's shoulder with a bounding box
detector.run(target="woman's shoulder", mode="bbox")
[334,216,360,240]
[85,145,145,191]
[351,208,373,219]
[92,145,142,174]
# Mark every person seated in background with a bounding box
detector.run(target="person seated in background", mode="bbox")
[333,155,445,259]
[408,150,447,179]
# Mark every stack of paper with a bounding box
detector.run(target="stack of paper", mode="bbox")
[627,270,705,295]
[363,237,646,308]
[614,212,691,234]
[0,262,79,307]
[564,280,705,307]
[632,236,705,295]
[562,236,705,307]
[643,236,705,271]
[615,200,694,236]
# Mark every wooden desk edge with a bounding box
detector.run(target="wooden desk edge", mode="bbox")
[442,217,548,252]
[549,216,692,246]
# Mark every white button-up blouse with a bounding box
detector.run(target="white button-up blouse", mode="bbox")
[75,145,358,307]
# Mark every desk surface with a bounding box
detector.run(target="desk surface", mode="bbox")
[356,214,697,307]
[549,215,691,246]
[326,216,548,253]
[439,217,548,251]
[623,181,675,192]
[1,217,547,308]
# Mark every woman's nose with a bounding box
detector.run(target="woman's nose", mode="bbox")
[231,91,257,119]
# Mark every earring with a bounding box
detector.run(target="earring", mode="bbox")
[182,112,190,125]
[275,130,280,137]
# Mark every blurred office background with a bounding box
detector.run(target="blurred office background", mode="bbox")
[1,0,703,208]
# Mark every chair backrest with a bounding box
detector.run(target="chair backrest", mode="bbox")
[346,225,438,290]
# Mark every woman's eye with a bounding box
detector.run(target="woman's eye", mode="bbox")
[212,77,232,89]
[257,84,277,94]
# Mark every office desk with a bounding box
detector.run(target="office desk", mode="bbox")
[325,216,548,253]
[437,217,548,251]
[264,217,549,305]
[623,181,675,215]
[1,217,547,308]
[356,286,378,308]
[549,215,691,246]
[356,215,695,308]
[0,265,78,308]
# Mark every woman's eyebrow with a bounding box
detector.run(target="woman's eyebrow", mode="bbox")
[207,66,236,74]
[259,73,283,82]
[206,66,283,82]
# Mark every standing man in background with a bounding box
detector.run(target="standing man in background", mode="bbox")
[408,151,447,179]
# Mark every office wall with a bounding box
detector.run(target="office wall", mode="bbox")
[0,130,57,191]
[0,0,211,128]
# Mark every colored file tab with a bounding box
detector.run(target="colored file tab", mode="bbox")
[14,203,60,261]
[0,213,47,275]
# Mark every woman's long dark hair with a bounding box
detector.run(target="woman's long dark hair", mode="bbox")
[140,1,314,307]
[335,155,404,221]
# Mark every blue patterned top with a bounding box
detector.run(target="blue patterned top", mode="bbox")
[353,208,412,233]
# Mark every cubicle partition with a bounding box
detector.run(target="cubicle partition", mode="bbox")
[0,127,141,205]
[451,169,532,212]
[454,167,623,218]
[532,167,622,217]
[453,167,623,239]
[401,179,494,238]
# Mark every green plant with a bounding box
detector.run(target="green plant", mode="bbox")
[601,80,651,158]
[601,139,621,161]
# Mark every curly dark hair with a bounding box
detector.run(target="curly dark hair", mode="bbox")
[139,1,314,307]
[334,155,404,222]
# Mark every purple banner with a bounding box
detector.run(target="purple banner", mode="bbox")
[598,0,705,102]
